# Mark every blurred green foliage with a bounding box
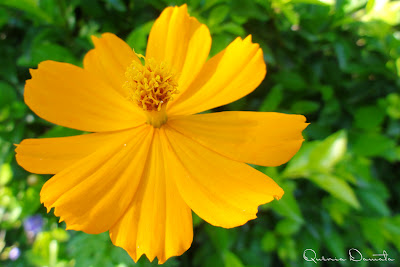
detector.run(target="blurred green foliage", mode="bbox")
[1,0,400,266]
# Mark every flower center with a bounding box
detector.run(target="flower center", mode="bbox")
[124,55,179,128]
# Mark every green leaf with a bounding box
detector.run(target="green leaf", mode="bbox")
[365,0,375,13]
[273,72,306,91]
[261,232,277,252]
[386,93,400,119]
[383,216,400,251]
[205,224,236,252]
[214,22,245,36]
[270,181,304,222]
[275,218,303,236]
[259,84,283,112]
[323,229,345,260]
[230,0,268,21]
[357,190,390,217]
[126,20,154,55]
[203,253,225,267]
[354,105,386,130]
[284,130,347,178]
[18,42,78,67]
[193,212,203,227]
[0,82,17,108]
[208,5,230,27]
[280,5,300,26]
[363,0,400,25]
[309,173,360,209]
[323,197,351,226]
[259,42,276,66]
[104,0,126,12]
[209,33,235,57]
[20,187,41,217]
[283,142,317,178]
[291,100,320,114]
[277,237,297,261]
[309,130,347,170]
[360,218,386,251]
[352,132,396,159]
[291,0,334,5]
[51,228,69,242]
[28,232,52,266]
[0,46,18,84]
[0,107,10,123]
[223,251,244,267]
[67,232,111,267]
[40,125,84,138]
[0,163,12,186]
[227,97,246,111]
[396,58,400,77]
[334,41,349,70]
[0,8,9,29]
[10,101,28,120]
[319,85,334,101]
[1,0,53,23]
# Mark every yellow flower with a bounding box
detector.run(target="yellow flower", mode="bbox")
[15,4,308,264]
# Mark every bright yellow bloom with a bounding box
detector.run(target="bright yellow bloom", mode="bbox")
[15,4,308,264]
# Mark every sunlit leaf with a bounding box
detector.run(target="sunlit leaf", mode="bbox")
[309,130,347,170]
[223,251,244,267]
[309,173,360,209]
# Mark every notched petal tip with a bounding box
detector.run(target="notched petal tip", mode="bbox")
[125,249,185,265]
[90,34,99,43]
[273,193,283,201]
[244,34,252,42]
[36,60,59,70]
[45,205,51,213]
[28,68,36,77]
[90,32,118,44]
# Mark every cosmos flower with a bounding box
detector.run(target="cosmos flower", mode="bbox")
[15,4,307,264]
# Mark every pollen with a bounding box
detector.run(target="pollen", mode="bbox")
[124,55,179,112]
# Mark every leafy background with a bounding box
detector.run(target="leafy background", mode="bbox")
[1,0,400,266]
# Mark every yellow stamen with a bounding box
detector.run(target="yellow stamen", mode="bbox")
[124,55,179,128]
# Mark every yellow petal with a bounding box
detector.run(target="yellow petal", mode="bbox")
[40,125,153,234]
[146,5,211,97]
[83,33,141,97]
[25,61,145,132]
[168,35,266,116]
[110,129,193,264]
[15,132,125,174]
[163,125,284,228]
[168,112,308,166]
